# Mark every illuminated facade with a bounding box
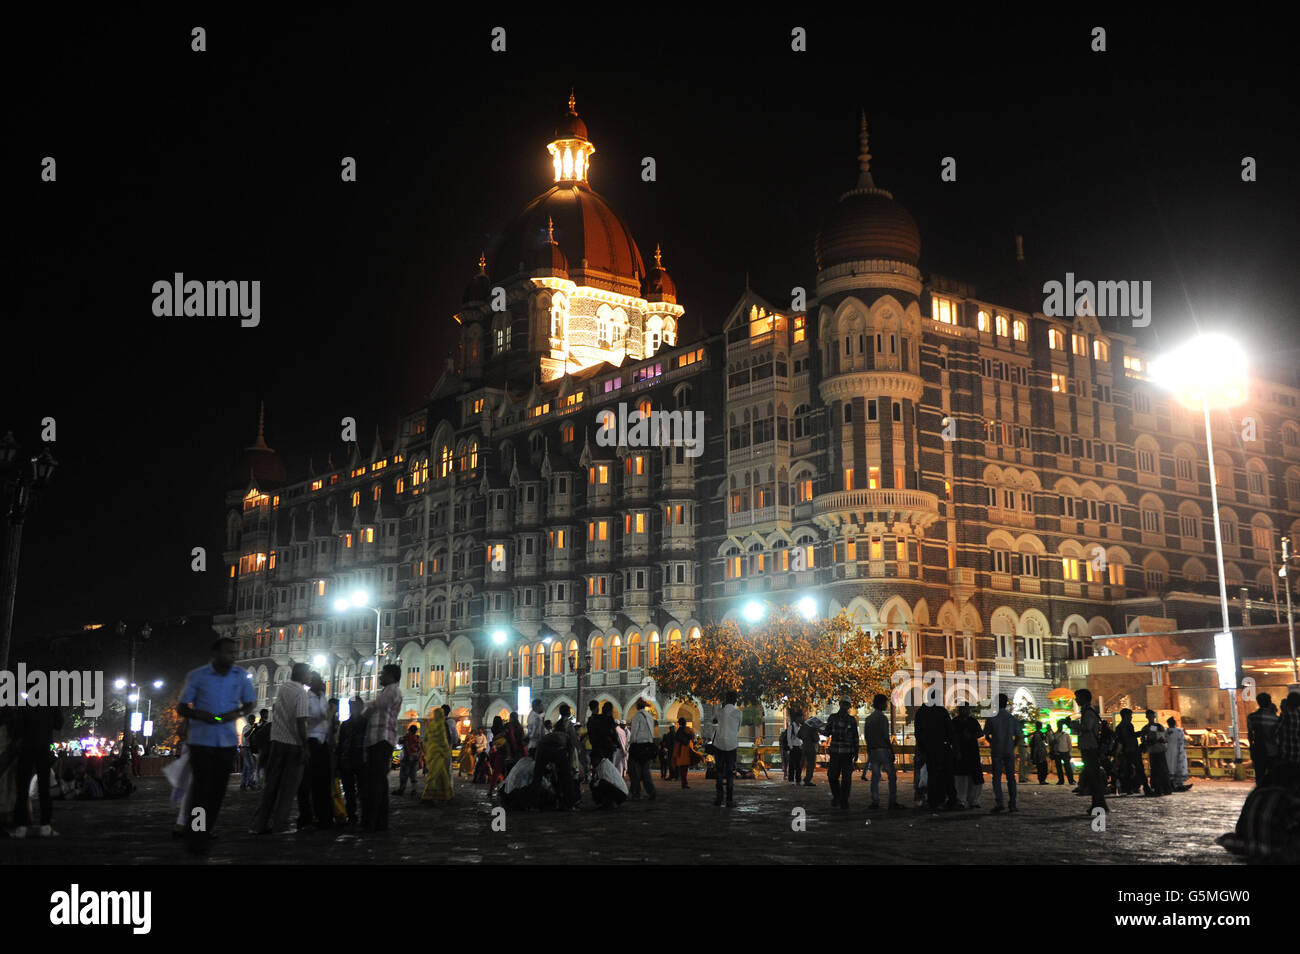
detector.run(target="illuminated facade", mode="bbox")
[217,103,1300,734]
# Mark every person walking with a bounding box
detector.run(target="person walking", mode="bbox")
[660,726,675,780]
[421,709,453,803]
[823,698,858,809]
[502,711,526,778]
[915,699,956,811]
[176,636,257,854]
[296,671,335,831]
[1115,709,1151,796]
[1142,710,1172,796]
[8,704,64,837]
[1051,720,1075,786]
[781,723,792,781]
[336,698,368,825]
[785,712,804,785]
[864,694,903,809]
[239,713,259,791]
[1030,722,1050,784]
[672,717,697,789]
[1247,693,1282,785]
[712,691,742,807]
[1279,692,1300,772]
[249,662,311,836]
[627,699,657,801]
[394,724,421,795]
[1066,688,1107,815]
[983,693,1020,814]
[951,703,984,809]
[360,664,403,831]
[1165,717,1192,792]
[250,708,272,787]
[798,714,821,787]
[587,701,618,777]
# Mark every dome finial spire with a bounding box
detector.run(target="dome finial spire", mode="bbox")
[547,216,556,244]
[568,87,577,114]
[477,252,487,272]
[857,109,875,189]
[654,243,663,268]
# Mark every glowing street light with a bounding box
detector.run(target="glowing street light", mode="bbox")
[491,629,507,646]
[114,679,126,690]
[333,589,382,697]
[796,596,817,620]
[312,654,328,668]
[1150,332,1249,762]
[742,600,766,625]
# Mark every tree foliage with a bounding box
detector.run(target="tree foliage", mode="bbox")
[649,609,905,713]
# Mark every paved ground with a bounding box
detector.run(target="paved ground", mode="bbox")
[2,769,1250,865]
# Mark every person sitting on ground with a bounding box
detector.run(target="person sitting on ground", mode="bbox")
[1216,761,1300,863]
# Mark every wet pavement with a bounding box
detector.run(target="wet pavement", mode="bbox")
[2,768,1250,865]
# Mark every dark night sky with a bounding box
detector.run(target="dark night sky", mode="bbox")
[4,10,1298,646]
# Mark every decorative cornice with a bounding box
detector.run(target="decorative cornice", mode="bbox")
[819,370,925,403]
[816,260,923,298]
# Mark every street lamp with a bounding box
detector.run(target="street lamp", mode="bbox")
[334,589,382,697]
[796,596,818,621]
[114,621,151,758]
[1150,332,1249,761]
[1281,537,1299,684]
[742,600,766,625]
[0,432,58,670]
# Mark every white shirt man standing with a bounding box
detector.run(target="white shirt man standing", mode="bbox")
[713,691,743,808]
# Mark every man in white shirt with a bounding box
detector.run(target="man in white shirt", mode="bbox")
[627,699,657,800]
[525,699,546,755]
[297,672,335,830]
[786,712,804,784]
[250,663,311,835]
[713,691,743,807]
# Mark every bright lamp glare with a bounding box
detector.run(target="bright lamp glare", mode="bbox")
[491,629,507,646]
[742,601,765,624]
[543,635,554,644]
[796,596,817,620]
[152,679,164,689]
[333,598,350,612]
[114,679,126,690]
[313,654,327,667]
[351,590,371,608]
[1149,333,1248,408]
[128,693,139,703]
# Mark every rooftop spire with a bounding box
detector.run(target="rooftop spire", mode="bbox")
[247,400,272,451]
[547,215,556,244]
[477,252,487,272]
[568,87,576,113]
[857,110,875,189]
[1015,234,1025,263]
[654,243,663,268]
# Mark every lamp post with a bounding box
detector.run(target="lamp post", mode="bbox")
[335,590,383,698]
[1151,334,1248,762]
[115,621,152,757]
[0,432,58,671]
[1282,537,1299,684]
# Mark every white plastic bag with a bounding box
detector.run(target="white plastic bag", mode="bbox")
[163,747,192,806]
[503,756,534,794]
[596,758,628,796]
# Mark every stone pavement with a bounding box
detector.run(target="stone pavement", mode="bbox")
[1,768,1250,865]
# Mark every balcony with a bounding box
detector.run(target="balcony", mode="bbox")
[812,488,940,529]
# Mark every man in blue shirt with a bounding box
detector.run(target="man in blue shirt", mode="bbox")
[177,636,257,854]
[983,693,1020,814]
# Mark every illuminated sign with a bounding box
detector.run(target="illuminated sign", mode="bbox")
[130,712,143,732]
[143,720,154,738]
[517,685,531,717]
[1214,631,1237,690]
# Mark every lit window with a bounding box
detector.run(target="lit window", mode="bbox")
[868,466,880,489]
[1123,355,1144,372]
[1050,373,1066,393]
[995,314,1009,337]
[932,295,958,325]
[977,310,989,332]
[1048,328,1065,350]
[1072,334,1088,356]
[351,490,360,507]
[845,468,855,491]
[365,528,374,543]
[1094,339,1109,361]
[1012,319,1027,341]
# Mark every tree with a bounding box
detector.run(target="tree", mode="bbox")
[649,609,905,713]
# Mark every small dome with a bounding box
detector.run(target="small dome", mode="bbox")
[641,244,677,303]
[553,89,589,142]
[814,113,922,271]
[230,404,287,489]
[531,217,569,274]
[462,255,492,303]
[815,190,921,270]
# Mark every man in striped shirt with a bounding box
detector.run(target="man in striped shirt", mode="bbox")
[361,664,403,831]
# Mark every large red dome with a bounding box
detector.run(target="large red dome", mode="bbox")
[492,183,645,295]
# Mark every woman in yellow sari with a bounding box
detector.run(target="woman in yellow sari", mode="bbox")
[422,714,452,802]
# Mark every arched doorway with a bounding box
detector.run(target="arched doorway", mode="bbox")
[665,699,701,730]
